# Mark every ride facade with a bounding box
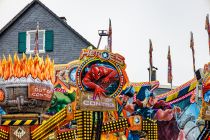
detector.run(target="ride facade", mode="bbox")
[0,22,209,140]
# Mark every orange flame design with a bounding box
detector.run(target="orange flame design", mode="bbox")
[0,53,54,82]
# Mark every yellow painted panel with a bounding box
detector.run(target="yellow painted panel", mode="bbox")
[166,92,179,102]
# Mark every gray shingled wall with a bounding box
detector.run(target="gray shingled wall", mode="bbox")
[0,3,90,64]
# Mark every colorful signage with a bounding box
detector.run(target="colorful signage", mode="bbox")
[28,83,53,101]
[76,49,128,111]
[54,60,80,88]
[79,92,117,111]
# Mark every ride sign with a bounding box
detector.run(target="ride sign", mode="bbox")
[76,49,129,111]
[28,83,53,101]
[80,92,117,111]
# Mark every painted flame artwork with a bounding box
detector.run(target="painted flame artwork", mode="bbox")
[0,53,54,82]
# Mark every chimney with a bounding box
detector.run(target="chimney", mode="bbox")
[148,66,158,81]
[60,17,67,22]
[151,69,157,81]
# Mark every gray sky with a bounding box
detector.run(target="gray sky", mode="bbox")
[0,0,209,86]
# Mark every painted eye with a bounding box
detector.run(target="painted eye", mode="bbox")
[92,73,95,76]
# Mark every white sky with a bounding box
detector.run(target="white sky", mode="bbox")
[0,0,209,86]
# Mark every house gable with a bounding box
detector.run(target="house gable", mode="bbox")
[0,0,94,64]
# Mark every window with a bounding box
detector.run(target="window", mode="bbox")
[26,30,45,54]
[18,30,54,53]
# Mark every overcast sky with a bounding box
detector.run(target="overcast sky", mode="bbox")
[0,0,209,86]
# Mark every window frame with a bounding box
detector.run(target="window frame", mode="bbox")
[26,30,46,54]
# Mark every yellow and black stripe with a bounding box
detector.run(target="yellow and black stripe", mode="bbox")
[1,119,38,126]
[156,78,197,102]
